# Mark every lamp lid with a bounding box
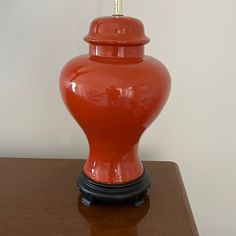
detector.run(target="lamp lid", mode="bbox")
[84,16,150,46]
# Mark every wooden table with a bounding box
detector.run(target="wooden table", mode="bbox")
[0,158,199,236]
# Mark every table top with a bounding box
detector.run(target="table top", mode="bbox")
[0,158,198,236]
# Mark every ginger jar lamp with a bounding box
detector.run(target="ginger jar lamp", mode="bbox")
[60,0,171,206]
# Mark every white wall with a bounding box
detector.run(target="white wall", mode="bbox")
[0,0,235,235]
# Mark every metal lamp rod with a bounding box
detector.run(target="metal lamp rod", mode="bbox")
[114,0,123,16]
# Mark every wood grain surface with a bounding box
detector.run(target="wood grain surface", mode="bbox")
[0,158,199,236]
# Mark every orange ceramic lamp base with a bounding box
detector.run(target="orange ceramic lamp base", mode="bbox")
[60,15,171,205]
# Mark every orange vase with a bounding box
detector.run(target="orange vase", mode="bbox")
[60,16,171,206]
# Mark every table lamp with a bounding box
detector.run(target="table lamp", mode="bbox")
[60,0,171,206]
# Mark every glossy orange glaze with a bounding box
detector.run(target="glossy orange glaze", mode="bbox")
[60,16,171,184]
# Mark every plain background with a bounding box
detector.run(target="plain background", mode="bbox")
[0,0,235,235]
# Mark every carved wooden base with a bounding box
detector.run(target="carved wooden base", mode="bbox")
[77,170,151,207]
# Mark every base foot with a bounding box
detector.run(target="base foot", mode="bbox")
[77,170,150,207]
